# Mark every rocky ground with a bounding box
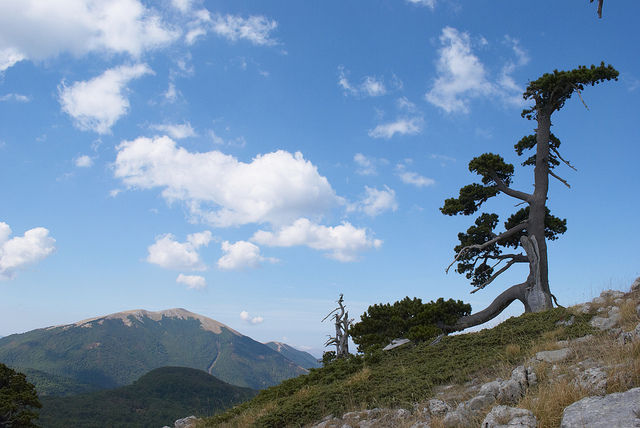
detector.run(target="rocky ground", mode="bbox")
[170,277,640,428]
[308,277,640,428]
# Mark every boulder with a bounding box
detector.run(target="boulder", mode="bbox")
[561,387,640,428]
[428,399,451,416]
[631,277,640,292]
[383,338,411,351]
[535,348,571,363]
[479,380,502,398]
[174,416,198,428]
[590,313,621,330]
[481,405,537,428]
[572,366,607,395]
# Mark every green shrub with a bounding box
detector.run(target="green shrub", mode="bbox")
[350,297,471,352]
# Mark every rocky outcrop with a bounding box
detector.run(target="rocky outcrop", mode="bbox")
[561,387,640,427]
[481,405,537,428]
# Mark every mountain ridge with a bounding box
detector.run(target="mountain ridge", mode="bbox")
[0,308,307,393]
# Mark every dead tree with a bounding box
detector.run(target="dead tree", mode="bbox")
[322,294,353,357]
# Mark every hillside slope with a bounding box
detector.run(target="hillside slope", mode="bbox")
[265,342,321,369]
[39,366,257,428]
[204,282,640,427]
[0,308,307,393]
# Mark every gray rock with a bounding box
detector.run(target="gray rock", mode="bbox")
[409,423,431,428]
[479,380,503,398]
[632,277,640,292]
[535,348,571,363]
[609,306,621,316]
[482,405,537,428]
[556,316,575,327]
[592,296,607,305]
[467,394,496,411]
[497,379,523,404]
[575,302,591,314]
[428,399,451,416]
[443,409,469,428]
[636,304,640,318]
[573,334,594,343]
[573,366,607,395]
[561,387,640,427]
[174,416,198,428]
[614,298,625,305]
[383,338,411,351]
[617,331,634,345]
[590,313,621,330]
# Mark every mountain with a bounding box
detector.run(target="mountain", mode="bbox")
[0,308,307,393]
[39,366,257,428]
[265,341,321,369]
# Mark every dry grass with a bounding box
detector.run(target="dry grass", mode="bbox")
[208,402,277,428]
[520,378,587,428]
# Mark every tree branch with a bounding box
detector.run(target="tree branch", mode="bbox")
[445,222,527,273]
[471,259,519,294]
[484,253,529,262]
[549,170,571,188]
[489,172,533,202]
[551,146,577,171]
[444,281,529,333]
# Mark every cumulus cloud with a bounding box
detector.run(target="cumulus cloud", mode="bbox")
[211,14,278,46]
[338,67,387,97]
[252,218,381,262]
[59,63,152,134]
[240,310,264,325]
[217,241,276,271]
[0,222,56,280]
[150,122,196,139]
[74,155,93,168]
[176,273,206,289]
[368,117,422,139]
[0,0,178,71]
[114,136,341,227]
[425,27,495,113]
[349,186,398,217]
[146,231,212,271]
[497,37,530,107]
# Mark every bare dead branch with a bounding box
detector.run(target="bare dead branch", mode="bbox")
[445,222,527,273]
[471,259,519,294]
[572,84,590,110]
[551,146,577,171]
[489,172,533,202]
[550,170,571,188]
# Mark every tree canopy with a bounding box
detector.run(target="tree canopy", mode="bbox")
[0,364,41,428]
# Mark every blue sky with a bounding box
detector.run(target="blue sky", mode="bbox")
[1,0,638,357]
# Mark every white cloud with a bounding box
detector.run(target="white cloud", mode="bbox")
[150,122,196,139]
[498,37,530,107]
[0,222,56,280]
[0,0,178,70]
[368,117,422,139]
[176,273,206,289]
[349,186,398,217]
[211,14,278,46]
[396,97,416,112]
[396,163,435,187]
[164,82,179,102]
[59,63,152,134]
[338,67,387,97]
[217,240,276,271]
[398,170,435,187]
[171,0,193,13]
[207,129,246,147]
[425,27,494,113]
[354,153,376,176]
[240,310,264,325]
[114,136,341,227]
[0,93,30,102]
[74,155,93,168]
[406,0,437,9]
[252,218,382,262]
[146,231,212,271]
